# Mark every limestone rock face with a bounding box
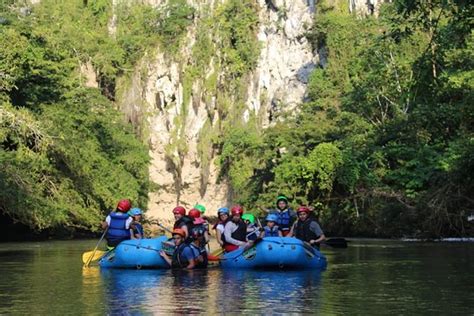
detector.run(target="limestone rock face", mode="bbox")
[117,0,317,222]
[246,0,316,126]
[348,0,390,17]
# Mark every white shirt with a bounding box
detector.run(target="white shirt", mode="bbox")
[216,223,225,234]
[223,221,247,247]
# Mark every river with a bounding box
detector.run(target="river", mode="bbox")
[0,239,472,315]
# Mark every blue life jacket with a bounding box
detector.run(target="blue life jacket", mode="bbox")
[263,225,280,237]
[276,209,295,231]
[107,212,130,245]
[132,222,144,238]
[172,243,191,268]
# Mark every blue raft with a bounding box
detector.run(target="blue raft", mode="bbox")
[99,236,327,270]
[99,236,170,269]
[219,237,327,270]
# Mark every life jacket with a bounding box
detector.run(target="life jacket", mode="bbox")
[263,225,280,237]
[131,222,144,238]
[106,212,130,245]
[222,220,247,246]
[171,243,201,269]
[193,223,207,233]
[174,216,194,231]
[295,219,320,243]
[171,243,189,268]
[276,209,294,232]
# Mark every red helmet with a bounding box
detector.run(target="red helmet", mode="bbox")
[188,208,201,219]
[117,199,131,212]
[231,205,244,216]
[173,206,186,216]
[296,206,311,214]
[172,228,186,238]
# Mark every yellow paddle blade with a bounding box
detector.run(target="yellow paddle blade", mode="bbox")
[82,250,107,264]
[211,248,224,257]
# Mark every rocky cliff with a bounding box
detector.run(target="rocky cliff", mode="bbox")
[115,0,387,222]
[114,0,315,222]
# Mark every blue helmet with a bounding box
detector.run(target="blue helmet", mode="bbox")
[217,207,229,215]
[129,208,142,216]
[266,214,278,222]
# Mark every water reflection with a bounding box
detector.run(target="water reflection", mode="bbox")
[100,269,166,315]
[97,268,323,314]
[217,269,323,314]
[1,240,473,315]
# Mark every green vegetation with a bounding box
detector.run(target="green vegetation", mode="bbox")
[1,0,471,239]
[0,1,154,232]
[181,0,261,195]
[222,0,473,237]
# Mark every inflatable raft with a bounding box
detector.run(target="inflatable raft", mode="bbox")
[219,237,327,270]
[99,236,170,269]
[99,236,327,270]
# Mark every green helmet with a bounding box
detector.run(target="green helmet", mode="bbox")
[276,195,289,204]
[194,204,206,214]
[241,214,255,224]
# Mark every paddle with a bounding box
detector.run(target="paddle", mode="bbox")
[157,222,173,234]
[83,227,108,267]
[322,237,348,248]
[211,248,224,256]
[82,250,108,264]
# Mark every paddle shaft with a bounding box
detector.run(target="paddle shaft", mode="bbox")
[84,227,108,267]
[322,237,348,248]
[156,222,173,234]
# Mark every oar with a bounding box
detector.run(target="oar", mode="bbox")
[83,227,108,268]
[151,221,173,234]
[322,237,348,248]
[82,250,108,264]
[211,248,224,257]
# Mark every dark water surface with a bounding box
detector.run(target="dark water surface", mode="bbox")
[0,239,472,315]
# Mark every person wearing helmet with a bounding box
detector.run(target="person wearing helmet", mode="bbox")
[172,206,193,240]
[289,206,325,248]
[194,204,206,214]
[260,213,283,238]
[160,228,201,269]
[128,208,144,239]
[193,217,210,244]
[242,213,259,241]
[188,208,201,220]
[265,195,297,237]
[213,207,229,248]
[191,205,210,237]
[189,226,208,268]
[102,199,133,248]
[223,205,253,252]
